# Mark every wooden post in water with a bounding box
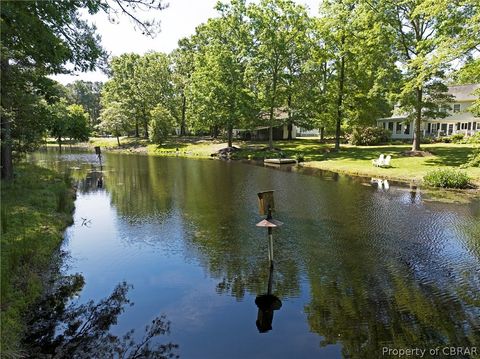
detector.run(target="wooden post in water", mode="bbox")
[255,193,283,332]
[94,146,102,167]
[256,191,282,268]
[94,146,103,188]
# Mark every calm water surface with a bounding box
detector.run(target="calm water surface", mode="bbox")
[32,149,480,358]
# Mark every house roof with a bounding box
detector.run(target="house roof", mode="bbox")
[259,108,289,120]
[448,84,480,102]
[378,116,407,121]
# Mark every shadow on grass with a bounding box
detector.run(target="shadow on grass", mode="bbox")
[423,146,474,167]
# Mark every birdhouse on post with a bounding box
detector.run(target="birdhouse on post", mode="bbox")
[94,146,101,156]
[256,191,283,267]
[254,191,284,333]
[257,191,275,217]
[256,191,283,229]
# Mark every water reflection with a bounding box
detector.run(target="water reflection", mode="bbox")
[25,273,179,358]
[255,264,282,333]
[371,178,390,191]
[30,149,480,358]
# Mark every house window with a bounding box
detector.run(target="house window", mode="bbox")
[456,123,460,131]
[388,122,394,131]
[441,105,449,113]
[461,123,468,130]
[396,122,402,134]
[404,123,410,135]
[432,123,438,133]
[453,104,461,113]
[427,123,431,133]
[441,123,447,135]
[473,122,477,131]
[468,122,472,130]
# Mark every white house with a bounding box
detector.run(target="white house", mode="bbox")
[377,84,480,139]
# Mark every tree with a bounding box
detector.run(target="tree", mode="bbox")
[135,52,175,138]
[102,52,175,139]
[67,104,91,143]
[188,0,256,147]
[452,58,480,116]
[102,53,142,136]
[170,38,196,136]
[48,100,70,151]
[47,101,90,150]
[149,104,175,144]
[282,5,312,140]
[316,0,399,151]
[66,81,103,128]
[384,0,480,151]
[290,19,336,143]
[98,102,129,146]
[247,0,309,149]
[0,0,166,180]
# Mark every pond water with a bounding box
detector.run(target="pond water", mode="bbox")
[31,149,480,358]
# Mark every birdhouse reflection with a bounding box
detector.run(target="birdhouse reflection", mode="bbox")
[255,265,282,333]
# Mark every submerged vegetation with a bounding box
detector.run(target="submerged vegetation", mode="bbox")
[0,164,75,353]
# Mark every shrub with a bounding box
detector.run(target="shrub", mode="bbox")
[348,127,391,146]
[461,148,480,168]
[149,105,175,144]
[466,132,480,144]
[421,137,435,144]
[423,168,471,189]
[449,133,465,143]
[295,153,305,162]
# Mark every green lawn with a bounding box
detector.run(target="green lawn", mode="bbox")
[298,143,480,185]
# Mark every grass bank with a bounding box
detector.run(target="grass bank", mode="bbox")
[1,164,75,354]
[299,143,480,185]
[84,137,480,185]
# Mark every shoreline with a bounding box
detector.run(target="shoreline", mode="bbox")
[45,139,480,196]
[0,164,77,354]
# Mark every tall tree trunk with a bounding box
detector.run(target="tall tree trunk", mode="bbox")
[1,55,13,180]
[268,66,278,150]
[227,124,233,148]
[287,123,293,141]
[412,87,422,151]
[320,127,325,143]
[268,112,274,149]
[287,94,293,140]
[0,116,13,180]
[135,119,139,137]
[211,126,219,138]
[334,38,345,152]
[116,135,120,146]
[180,93,186,136]
[58,137,62,152]
[143,109,149,139]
